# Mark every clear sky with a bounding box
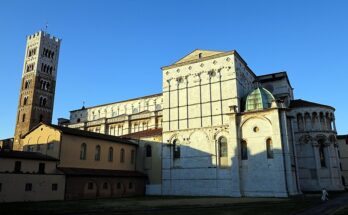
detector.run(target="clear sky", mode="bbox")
[0,0,347,139]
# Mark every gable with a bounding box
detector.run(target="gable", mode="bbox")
[174,49,224,65]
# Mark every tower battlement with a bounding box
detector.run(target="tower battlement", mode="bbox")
[27,31,61,43]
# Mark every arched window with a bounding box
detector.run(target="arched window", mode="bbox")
[131,149,135,164]
[319,141,326,167]
[145,145,152,157]
[103,182,108,189]
[22,114,26,122]
[80,143,87,160]
[297,113,304,131]
[42,98,47,107]
[108,147,113,162]
[120,148,125,163]
[39,96,43,106]
[173,139,180,159]
[319,112,325,130]
[23,96,28,105]
[304,113,311,130]
[219,136,228,158]
[266,138,273,159]
[95,145,101,161]
[241,140,248,160]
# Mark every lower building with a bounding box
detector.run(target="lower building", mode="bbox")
[60,168,146,200]
[20,123,147,199]
[0,150,65,202]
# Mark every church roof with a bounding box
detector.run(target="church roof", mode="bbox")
[0,150,58,161]
[245,87,275,111]
[70,93,162,112]
[121,128,162,139]
[23,123,138,146]
[289,99,334,110]
[257,71,293,89]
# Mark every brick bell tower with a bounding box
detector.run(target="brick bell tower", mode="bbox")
[14,31,61,150]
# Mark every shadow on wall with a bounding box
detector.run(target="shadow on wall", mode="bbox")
[161,140,297,197]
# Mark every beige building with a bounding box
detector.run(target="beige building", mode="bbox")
[0,150,65,202]
[21,123,146,199]
[337,135,348,187]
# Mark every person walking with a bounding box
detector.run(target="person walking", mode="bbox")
[321,188,329,202]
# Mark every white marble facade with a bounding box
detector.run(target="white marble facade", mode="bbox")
[63,49,344,197]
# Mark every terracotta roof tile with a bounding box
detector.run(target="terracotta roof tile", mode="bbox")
[58,167,147,178]
[0,150,58,161]
[121,128,162,139]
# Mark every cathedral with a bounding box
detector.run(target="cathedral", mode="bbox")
[9,31,344,200]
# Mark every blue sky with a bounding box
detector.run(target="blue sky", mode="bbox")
[0,0,347,139]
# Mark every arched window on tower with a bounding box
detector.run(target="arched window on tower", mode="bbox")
[22,114,26,122]
[80,143,87,160]
[241,140,248,160]
[23,96,28,105]
[42,98,47,107]
[266,138,274,159]
[218,136,228,167]
[95,145,101,161]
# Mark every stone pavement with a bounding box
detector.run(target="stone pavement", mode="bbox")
[293,192,348,215]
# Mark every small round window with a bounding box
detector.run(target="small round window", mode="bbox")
[253,127,259,132]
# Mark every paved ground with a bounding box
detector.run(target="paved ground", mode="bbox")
[0,196,318,215]
[292,192,348,215]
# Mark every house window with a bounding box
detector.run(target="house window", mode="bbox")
[25,183,32,191]
[319,142,326,167]
[117,182,121,189]
[266,138,274,159]
[103,182,108,189]
[80,143,87,160]
[87,182,94,190]
[241,140,248,160]
[120,148,125,163]
[47,143,54,150]
[108,147,113,162]
[95,145,101,161]
[131,150,135,164]
[129,182,133,189]
[52,183,58,191]
[173,139,180,159]
[14,161,21,172]
[38,163,45,174]
[146,145,152,157]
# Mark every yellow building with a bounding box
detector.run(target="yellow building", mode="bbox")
[21,123,146,199]
[0,150,65,202]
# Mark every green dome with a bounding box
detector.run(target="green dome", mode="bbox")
[245,87,275,111]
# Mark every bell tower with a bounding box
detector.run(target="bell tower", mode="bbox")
[14,31,61,150]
